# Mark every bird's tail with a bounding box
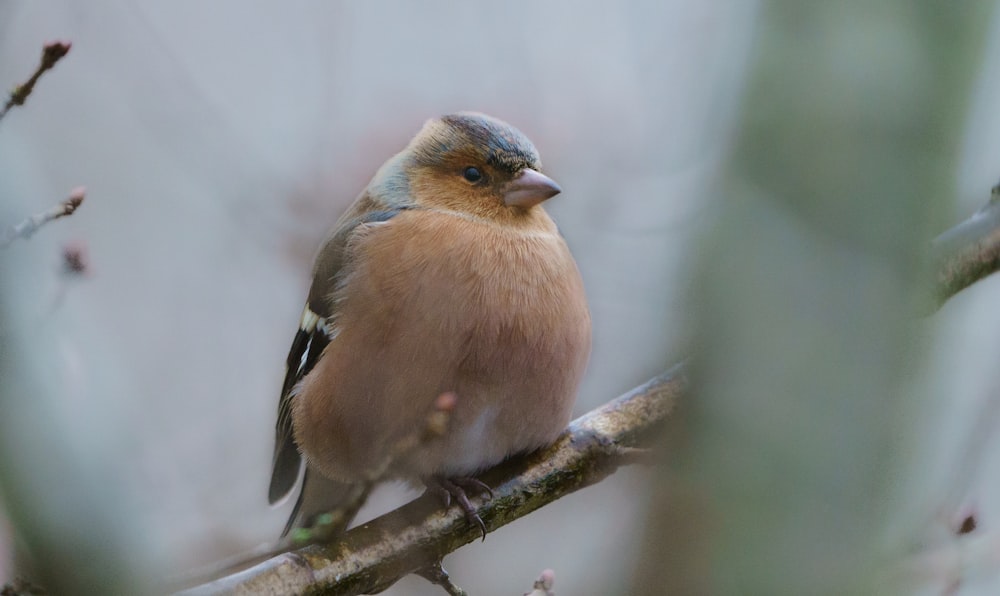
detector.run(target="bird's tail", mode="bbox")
[281,466,369,539]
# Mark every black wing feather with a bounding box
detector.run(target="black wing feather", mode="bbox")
[268,324,330,504]
[268,203,408,529]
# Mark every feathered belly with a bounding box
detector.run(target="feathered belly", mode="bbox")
[292,213,591,482]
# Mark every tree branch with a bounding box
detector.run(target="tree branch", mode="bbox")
[176,365,686,596]
[931,182,1000,307]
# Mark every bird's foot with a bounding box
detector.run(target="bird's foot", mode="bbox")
[425,476,493,540]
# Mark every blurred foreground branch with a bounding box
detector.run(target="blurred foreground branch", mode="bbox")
[178,366,686,596]
[0,188,85,249]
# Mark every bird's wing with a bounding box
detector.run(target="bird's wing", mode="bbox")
[268,304,330,505]
[269,199,408,532]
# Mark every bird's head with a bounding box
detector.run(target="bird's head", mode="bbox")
[388,113,562,221]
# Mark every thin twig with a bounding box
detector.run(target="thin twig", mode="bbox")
[0,41,71,123]
[175,366,686,596]
[0,188,85,249]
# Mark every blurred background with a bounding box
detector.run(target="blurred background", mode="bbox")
[2,1,1000,594]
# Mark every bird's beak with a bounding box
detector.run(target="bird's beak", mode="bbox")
[503,169,562,209]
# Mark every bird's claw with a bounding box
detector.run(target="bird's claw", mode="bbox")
[450,476,494,500]
[426,476,493,540]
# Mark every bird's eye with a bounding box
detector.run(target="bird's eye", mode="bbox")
[463,167,482,183]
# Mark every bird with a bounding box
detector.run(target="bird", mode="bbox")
[269,112,591,539]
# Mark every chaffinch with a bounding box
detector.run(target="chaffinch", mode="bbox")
[269,113,591,537]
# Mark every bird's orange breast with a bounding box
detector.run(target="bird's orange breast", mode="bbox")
[291,208,591,482]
